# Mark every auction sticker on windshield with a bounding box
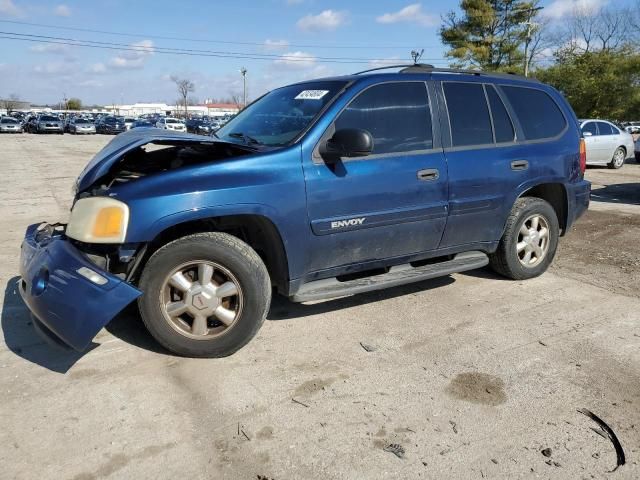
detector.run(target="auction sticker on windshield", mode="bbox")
[295,90,329,100]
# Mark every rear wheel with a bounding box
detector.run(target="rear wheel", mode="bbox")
[489,197,559,280]
[138,232,271,357]
[608,147,625,169]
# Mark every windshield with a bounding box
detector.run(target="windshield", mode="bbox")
[166,119,181,124]
[40,115,58,121]
[216,80,347,146]
[1,118,18,123]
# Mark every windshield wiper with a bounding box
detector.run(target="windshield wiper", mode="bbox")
[228,132,262,145]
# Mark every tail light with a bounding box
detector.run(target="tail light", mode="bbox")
[579,138,586,175]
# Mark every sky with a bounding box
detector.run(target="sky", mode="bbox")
[0,0,626,106]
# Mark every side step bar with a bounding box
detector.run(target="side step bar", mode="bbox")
[291,251,489,303]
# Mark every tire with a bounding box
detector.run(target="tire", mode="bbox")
[608,147,625,169]
[489,197,559,280]
[138,232,271,357]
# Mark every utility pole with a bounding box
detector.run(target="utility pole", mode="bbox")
[522,6,544,77]
[240,67,247,108]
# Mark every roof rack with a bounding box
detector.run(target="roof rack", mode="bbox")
[353,64,435,75]
[353,63,538,82]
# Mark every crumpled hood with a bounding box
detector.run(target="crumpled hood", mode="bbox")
[75,128,250,192]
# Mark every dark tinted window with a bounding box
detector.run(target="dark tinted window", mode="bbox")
[486,85,515,143]
[581,122,597,136]
[596,122,615,135]
[40,115,58,121]
[334,82,432,155]
[501,86,566,140]
[443,82,493,147]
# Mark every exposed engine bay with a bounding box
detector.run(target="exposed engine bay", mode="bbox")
[103,140,253,188]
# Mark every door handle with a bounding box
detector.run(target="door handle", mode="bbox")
[510,160,529,171]
[417,168,439,181]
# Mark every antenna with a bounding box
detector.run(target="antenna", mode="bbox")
[410,49,424,64]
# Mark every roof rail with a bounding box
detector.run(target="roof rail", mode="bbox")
[401,65,538,82]
[353,64,434,75]
[353,63,538,82]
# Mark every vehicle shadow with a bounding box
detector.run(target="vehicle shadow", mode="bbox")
[589,183,640,206]
[104,305,169,356]
[1,276,95,373]
[268,275,455,321]
[460,267,511,281]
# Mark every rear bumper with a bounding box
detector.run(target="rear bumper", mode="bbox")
[19,223,142,351]
[565,179,590,232]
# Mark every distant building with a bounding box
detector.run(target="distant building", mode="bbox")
[203,103,241,117]
[103,102,241,118]
[0,98,31,114]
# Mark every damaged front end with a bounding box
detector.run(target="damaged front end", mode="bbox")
[19,223,142,350]
[20,129,258,350]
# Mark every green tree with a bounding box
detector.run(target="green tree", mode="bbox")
[440,0,540,72]
[67,98,82,110]
[536,49,640,119]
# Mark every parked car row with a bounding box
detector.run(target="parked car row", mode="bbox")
[1,112,230,136]
[620,121,640,134]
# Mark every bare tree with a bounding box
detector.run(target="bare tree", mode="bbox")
[552,4,632,57]
[1,93,21,113]
[229,93,243,111]
[171,76,195,118]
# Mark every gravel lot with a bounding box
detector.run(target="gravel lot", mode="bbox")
[1,134,639,479]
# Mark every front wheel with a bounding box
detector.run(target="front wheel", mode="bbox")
[138,232,271,357]
[608,147,625,169]
[489,197,559,280]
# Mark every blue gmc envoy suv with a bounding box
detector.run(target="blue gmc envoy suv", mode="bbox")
[19,65,591,357]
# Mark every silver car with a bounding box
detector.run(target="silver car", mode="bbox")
[69,118,96,134]
[36,114,64,134]
[0,116,23,133]
[580,119,635,169]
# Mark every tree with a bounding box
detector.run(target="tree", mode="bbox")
[551,5,632,57]
[229,93,243,110]
[171,76,195,118]
[536,48,640,119]
[67,98,82,110]
[1,93,21,113]
[440,0,541,72]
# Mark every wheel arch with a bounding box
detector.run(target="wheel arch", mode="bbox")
[134,214,290,295]
[517,182,568,235]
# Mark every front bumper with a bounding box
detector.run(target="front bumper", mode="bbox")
[19,223,142,351]
[565,179,591,232]
[38,125,63,132]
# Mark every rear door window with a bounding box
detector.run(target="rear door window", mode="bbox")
[334,82,433,155]
[443,82,493,147]
[596,122,615,135]
[486,85,515,143]
[501,86,566,140]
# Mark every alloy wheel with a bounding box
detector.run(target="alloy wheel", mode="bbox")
[160,260,243,340]
[516,214,550,267]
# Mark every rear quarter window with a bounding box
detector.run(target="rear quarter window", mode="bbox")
[501,86,567,140]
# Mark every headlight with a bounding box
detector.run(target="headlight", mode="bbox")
[66,197,129,244]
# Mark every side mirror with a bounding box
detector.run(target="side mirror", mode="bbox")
[323,128,373,161]
[582,131,593,137]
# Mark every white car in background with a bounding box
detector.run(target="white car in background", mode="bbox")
[579,119,635,169]
[624,122,640,134]
[156,117,186,132]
